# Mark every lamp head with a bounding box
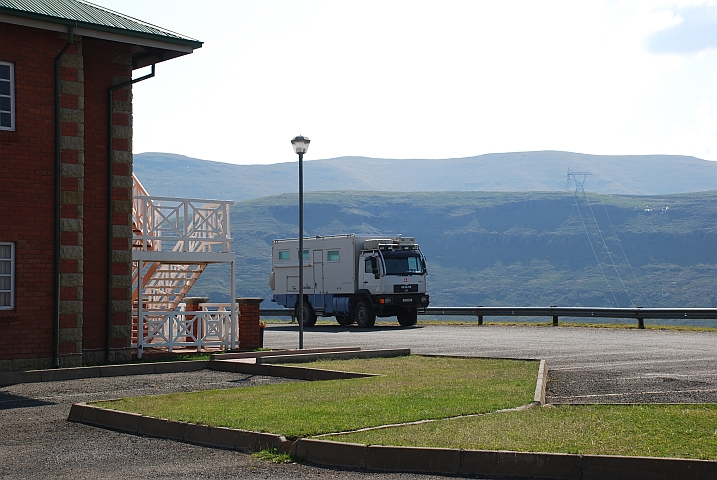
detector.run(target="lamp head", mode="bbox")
[291,135,310,155]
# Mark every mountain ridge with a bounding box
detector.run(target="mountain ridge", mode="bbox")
[133,151,717,201]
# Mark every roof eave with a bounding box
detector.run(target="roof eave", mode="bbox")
[0,7,203,50]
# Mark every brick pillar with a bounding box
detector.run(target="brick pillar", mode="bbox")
[107,48,134,363]
[237,298,264,350]
[184,297,209,347]
[58,36,85,368]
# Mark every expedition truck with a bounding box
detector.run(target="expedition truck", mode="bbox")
[269,234,429,327]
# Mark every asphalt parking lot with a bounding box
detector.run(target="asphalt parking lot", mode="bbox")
[1,324,715,479]
[265,323,717,404]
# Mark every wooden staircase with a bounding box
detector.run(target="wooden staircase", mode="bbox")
[131,175,233,349]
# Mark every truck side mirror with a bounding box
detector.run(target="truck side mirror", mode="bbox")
[370,257,379,278]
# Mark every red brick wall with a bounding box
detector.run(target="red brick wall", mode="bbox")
[0,25,64,370]
[0,24,134,370]
[82,38,133,356]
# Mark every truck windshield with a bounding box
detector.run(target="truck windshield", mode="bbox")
[382,250,425,275]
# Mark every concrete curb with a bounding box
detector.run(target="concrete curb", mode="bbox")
[208,348,409,379]
[69,403,717,480]
[69,403,290,454]
[256,348,411,365]
[291,438,717,479]
[534,359,548,404]
[0,360,210,385]
[208,361,379,380]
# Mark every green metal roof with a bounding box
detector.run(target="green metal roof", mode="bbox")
[0,0,202,49]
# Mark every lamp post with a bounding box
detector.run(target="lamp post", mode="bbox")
[291,135,310,349]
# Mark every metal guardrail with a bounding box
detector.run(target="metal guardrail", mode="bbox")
[260,306,717,329]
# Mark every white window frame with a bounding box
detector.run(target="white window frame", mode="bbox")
[0,61,15,131]
[0,242,15,310]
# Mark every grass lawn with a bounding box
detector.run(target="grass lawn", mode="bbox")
[97,356,537,439]
[96,355,717,460]
[330,404,717,460]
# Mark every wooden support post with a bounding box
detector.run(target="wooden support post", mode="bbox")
[184,297,209,350]
[638,317,645,329]
[552,315,559,326]
[477,315,483,325]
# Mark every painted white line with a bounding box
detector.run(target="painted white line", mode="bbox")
[551,357,717,371]
[552,388,717,401]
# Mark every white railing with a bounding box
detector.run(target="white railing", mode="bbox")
[137,306,236,353]
[131,174,237,357]
[133,195,233,255]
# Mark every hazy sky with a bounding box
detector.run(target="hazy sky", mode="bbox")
[94,0,717,165]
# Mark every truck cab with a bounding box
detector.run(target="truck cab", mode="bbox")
[358,240,428,326]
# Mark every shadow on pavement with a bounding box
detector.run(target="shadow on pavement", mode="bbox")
[265,323,423,333]
[0,391,54,410]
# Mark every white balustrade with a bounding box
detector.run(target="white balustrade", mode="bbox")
[137,305,234,353]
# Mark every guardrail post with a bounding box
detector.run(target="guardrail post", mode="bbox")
[477,315,483,325]
[635,307,645,329]
[549,306,558,326]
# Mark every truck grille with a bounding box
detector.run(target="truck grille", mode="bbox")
[394,284,418,293]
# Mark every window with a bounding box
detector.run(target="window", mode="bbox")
[0,242,14,309]
[0,62,14,131]
[302,249,309,260]
[327,250,340,262]
[364,257,378,275]
[383,251,425,275]
[278,250,290,261]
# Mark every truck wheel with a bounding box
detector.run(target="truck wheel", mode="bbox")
[397,309,418,327]
[336,315,353,326]
[354,300,375,328]
[295,302,317,327]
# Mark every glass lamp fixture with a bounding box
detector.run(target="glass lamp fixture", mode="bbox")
[291,135,310,154]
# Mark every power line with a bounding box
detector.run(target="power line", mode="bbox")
[587,176,653,307]
[569,181,619,307]
[582,189,634,307]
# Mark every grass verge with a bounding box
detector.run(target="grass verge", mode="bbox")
[329,404,717,460]
[96,356,537,439]
[264,318,717,332]
[252,448,294,464]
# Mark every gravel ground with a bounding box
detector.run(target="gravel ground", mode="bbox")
[2,324,715,479]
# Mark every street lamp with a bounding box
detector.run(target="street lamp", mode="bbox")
[291,135,310,349]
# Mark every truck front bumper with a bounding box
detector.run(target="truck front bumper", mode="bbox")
[374,294,429,316]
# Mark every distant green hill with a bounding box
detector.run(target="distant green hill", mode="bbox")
[134,151,717,201]
[188,190,717,325]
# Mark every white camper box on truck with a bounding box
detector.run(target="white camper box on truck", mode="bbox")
[269,234,429,327]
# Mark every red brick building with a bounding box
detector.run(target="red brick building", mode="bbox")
[0,0,201,371]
